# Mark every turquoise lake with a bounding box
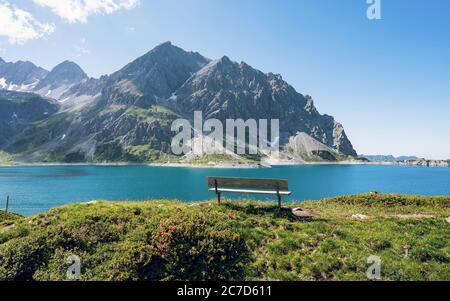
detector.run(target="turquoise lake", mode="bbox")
[1,165,450,215]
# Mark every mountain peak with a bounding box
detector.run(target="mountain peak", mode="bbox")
[52,60,85,71]
[35,60,87,90]
[106,42,210,100]
[59,60,76,65]
[156,41,172,47]
[202,56,235,72]
[149,41,178,54]
[147,42,210,64]
[0,59,48,86]
[219,56,232,64]
[15,60,37,68]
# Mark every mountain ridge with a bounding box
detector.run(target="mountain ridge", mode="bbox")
[0,42,357,164]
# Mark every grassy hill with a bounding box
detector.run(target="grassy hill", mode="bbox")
[0,194,449,281]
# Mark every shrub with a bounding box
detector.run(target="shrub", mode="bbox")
[108,212,250,281]
[0,206,250,281]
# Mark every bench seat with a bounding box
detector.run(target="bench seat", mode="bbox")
[207,177,292,208]
[208,188,292,196]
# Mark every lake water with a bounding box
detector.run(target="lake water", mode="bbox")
[1,165,450,215]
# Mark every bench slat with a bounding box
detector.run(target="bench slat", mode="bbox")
[207,177,288,190]
[209,188,292,196]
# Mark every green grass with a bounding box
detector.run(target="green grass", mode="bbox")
[6,112,75,155]
[0,194,448,281]
[124,145,181,163]
[290,149,358,162]
[115,80,144,97]
[0,211,22,224]
[181,154,259,165]
[125,105,180,123]
[0,151,16,165]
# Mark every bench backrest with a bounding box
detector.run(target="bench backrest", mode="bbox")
[207,177,289,191]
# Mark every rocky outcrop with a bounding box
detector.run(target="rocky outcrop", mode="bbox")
[332,122,357,156]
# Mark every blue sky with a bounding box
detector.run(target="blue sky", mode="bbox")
[1,0,449,159]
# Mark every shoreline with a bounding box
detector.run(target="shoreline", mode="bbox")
[0,160,426,169]
[1,157,449,168]
[0,162,265,169]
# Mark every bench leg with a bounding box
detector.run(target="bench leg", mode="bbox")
[217,192,221,205]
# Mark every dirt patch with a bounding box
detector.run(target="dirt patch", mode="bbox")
[352,214,369,220]
[0,224,15,233]
[292,207,320,218]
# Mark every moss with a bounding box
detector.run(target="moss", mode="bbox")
[0,194,448,281]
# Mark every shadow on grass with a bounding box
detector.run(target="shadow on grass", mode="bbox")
[221,202,316,222]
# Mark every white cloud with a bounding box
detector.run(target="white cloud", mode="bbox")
[0,1,55,44]
[33,0,140,23]
[74,37,89,57]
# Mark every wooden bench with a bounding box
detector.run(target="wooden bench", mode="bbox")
[207,177,292,208]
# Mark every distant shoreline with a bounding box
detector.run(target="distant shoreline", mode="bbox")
[1,160,448,168]
[0,162,264,169]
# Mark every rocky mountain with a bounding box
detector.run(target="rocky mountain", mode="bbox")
[0,59,48,90]
[62,76,108,99]
[35,61,88,91]
[113,42,208,95]
[173,56,356,156]
[0,42,357,164]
